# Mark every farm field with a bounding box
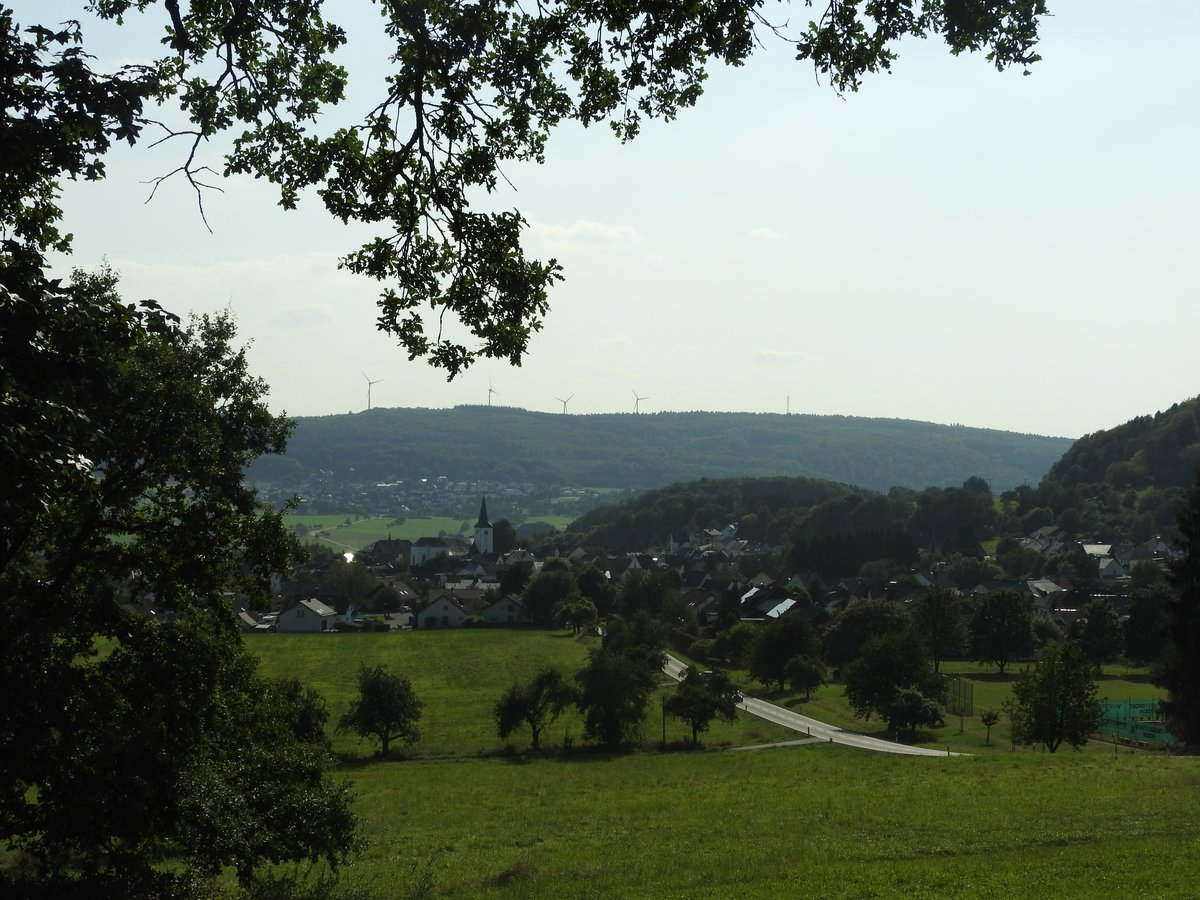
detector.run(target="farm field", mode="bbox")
[247,631,796,758]
[283,515,470,552]
[281,513,577,552]
[343,747,1200,898]
[247,631,1199,898]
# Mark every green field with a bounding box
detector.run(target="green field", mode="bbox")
[246,631,1200,898]
[248,631,795,758]
[282,513,577,553]
[283,515,471,552]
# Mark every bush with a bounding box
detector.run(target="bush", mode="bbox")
[688,639,715,662]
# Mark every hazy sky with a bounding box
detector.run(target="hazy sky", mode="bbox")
[28,2,1200,438]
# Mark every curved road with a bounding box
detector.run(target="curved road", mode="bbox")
[664,654,964,757]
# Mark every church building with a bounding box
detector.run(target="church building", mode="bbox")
[473,497,493,555]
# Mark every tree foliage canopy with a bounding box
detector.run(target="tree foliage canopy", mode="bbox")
[339,664,424,756]
[910,587,968,673]
[842,629,944,730]
[1005,640,1100,753]
[575,647,657,749]
[2,1,1045,374]
[969,589,1034,674]
[0,271,356,891]
[824,598,909,669]
[749,614,818,691]
[1158,474,1200,746]
[665,666,740,744]
[495,666,578,750]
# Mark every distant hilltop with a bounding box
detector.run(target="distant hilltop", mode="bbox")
[250,406,1073,493]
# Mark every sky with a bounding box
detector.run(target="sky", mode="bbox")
[23,2,1200,439]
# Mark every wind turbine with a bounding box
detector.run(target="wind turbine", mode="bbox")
[555,393,574,414]
[631,388,648,414]
[487,378,497,407]
[362,371,383,410]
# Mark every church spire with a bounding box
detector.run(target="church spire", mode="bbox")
[474,497,494,555]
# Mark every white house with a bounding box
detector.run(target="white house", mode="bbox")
[417,595,467,629]
[277,598,337,633]
[410,537,452,566]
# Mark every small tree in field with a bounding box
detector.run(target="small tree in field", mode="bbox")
[980,708,1000,746]
[1004,641,1100,753]
[749,615,818,690]
[664,667,740,744]
[575,648,657,749]
[843,630,944,726]
[885,688,945,738]
[338,664,423,755]
[785,655,826,700]
[495,667,578,750]
[970,589,1034,674]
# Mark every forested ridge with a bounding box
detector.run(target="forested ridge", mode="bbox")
[564,397,1200,555]
[251,406,1071,493]
[1028,397,1200,540]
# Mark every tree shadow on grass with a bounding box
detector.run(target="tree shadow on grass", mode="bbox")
[781,696,817,710]
[334,749,419,769]
[966,671,1020,684]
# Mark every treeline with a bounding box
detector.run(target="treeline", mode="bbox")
[249,406,1071,493]
[1023,396,1200,540]
[565,475,1006,565]
[565,397,1200,557]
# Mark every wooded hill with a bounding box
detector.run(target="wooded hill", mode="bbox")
[250,406,1071,493]
[1025,396,1200,540]
[563,397,1200,555]
[560,474,992,567]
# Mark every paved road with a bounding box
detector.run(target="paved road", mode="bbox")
[663,654,964,757]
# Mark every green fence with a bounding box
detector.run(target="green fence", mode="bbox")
[943,675,974,717]
[1094,700,1181,748]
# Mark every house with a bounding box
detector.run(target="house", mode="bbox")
[364,538,412,568]
[1020,525,1071,557]
[237,609,274,633]
[277,598,337,633]
[416,594,467,629]
[683,587,724,624]
[410,536,453,566]
[482,595,532,626]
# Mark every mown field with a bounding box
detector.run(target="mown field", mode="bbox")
[248,631,795,758]
[281,514,577,553]
[247,631,1200,898]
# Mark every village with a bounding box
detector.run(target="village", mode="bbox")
[243,498,1179,647]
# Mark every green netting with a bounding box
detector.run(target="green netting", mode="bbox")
[943,676,974,716]
[1094,700,1181,747]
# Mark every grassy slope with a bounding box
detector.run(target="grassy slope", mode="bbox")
[248,632,1198,898]
[248,631,795,758]
[343,749,1200,898]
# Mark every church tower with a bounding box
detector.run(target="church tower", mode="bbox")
[474,496,493,555]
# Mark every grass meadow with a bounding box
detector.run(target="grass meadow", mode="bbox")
[283,516,471,553]
[282,513,578,553]
[247,631,1200,897]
